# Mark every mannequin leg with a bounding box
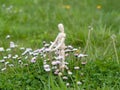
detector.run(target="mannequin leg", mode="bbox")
[59,49,65,72]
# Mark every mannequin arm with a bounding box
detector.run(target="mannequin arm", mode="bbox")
[49,35,59,49]
[52,38,65,51]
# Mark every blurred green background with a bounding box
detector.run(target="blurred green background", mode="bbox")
[0,0,120,47]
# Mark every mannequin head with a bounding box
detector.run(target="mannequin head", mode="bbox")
[58,23,64,33]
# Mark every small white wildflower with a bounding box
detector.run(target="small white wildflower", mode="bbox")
[10,41,17,48]
[65,53,69,56]
[8,54,12,58]
[54,69,59,75]
[65,65,69,70]
[12,55,18,59]
[80,73,84,76]
[6,48,11,51]
[44,64,51,72]
[58,72,62,76]
[33,49,40,53]
[33,53,39,56]
[44,44,50,47]
[15,54,18,58]
[45,68,51,72]
[0,47,4,52]
[25,56,28,59]
[74,66,80,70]
[50,41,53,44]
[31,57,36,63]
[29,52,33,55]
[20,47,25,50]
[18,60,22,63]
[77,81,82,85]
[65,49,73,52]
[9,64,14,67]
[78,54,88,58]
[67,45,73,49]
[18,57,21,60]
[10,41,15,48]
[3,56,8,59]
[73,48,78,51]
[55,56,63,60]
[42,54,46,58]
[52,66,57,69]
[51,61,57,65]
[43,61,47,65]
[74,54,78,57]
[1,68,6,71]
[5,61,9,65]
[26,48,32,51]
[44,64,49,68]
[12,56,16,59]
[81,61,87,65]
[44,60,47,62]
[6,35,10,39]
[44,48,50,52]
[0,59,5,63]
[18,60,23,65]
[56,60,61,64]
[40,53,44,57]
[39,48,44,53]
[43,41,47,44]
[66,83,70,86]
[62,76,68,80]
[68,71,72,75]
[22,48,32,55]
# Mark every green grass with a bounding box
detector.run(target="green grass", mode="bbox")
[0,0,120,90]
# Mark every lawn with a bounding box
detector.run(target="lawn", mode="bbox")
[0,0,120,90]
